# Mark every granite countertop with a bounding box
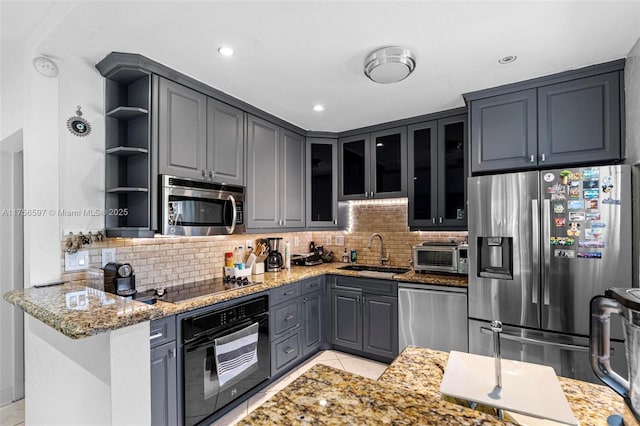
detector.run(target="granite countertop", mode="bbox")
[3,264,466,339]
[238,363,505,425]
[240,347,624,425]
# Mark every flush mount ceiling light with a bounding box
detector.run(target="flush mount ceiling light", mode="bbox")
[498,55,517,64]
[313,104,325,112]
[218,46,234,57]
[33,56,58,77]
[364,46,416,84]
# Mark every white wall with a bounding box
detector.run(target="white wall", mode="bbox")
[626,38,640,164]
[625,37,640,287]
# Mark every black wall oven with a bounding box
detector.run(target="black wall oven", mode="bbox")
[180,296,270,426]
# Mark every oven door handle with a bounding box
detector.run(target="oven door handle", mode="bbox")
[225,194,237,234]
[185,312,268,349]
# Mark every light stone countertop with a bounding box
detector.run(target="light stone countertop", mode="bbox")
[238,346,624,425]
[2,263,466,339]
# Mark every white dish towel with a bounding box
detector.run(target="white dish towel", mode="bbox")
[214,322,259,387]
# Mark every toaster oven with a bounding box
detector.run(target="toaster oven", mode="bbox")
[413,242,468,275]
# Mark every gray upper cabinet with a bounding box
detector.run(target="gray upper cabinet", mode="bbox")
[206,98,245,186]
[470,89,537,173]
[468,63,624,174]
[338,127,407,200]
[247,115,305,229]
[247,115,280,228]
[537,72,620,167]
[157,77,245,184]
[306,138,338,228]
[157,77,207,180]
[280,129,306,228]
[408,113,467,230]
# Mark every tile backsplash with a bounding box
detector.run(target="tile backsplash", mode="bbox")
[61,198,466,292]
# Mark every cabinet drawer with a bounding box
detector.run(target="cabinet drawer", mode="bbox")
[271,299,301,339]
[272,332,301,373]
[150,316,176,348]
[270,282,300,306]
[301,277,323,295]
[334,276,397,296]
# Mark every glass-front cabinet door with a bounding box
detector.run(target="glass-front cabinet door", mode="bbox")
[339,134,370,200]
[438,115,467,227]
[370,127,407,198]
[306,138,338,227]
[408,121,438,227]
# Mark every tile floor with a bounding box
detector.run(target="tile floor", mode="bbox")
[0,350,387,426]
[0,398,24,426]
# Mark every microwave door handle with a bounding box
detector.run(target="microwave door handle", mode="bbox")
[225,194,237,234]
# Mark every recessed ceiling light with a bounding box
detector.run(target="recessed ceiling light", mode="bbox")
[218,46,234,57]
[498,55,517,65]
[313,104,325,112]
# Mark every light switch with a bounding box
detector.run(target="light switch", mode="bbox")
[65,250,89,272]
[102,248,116,266]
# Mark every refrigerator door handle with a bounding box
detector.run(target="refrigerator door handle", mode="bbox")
[542,199,551,306]
[480,327,592,353]
[531,199,539,304]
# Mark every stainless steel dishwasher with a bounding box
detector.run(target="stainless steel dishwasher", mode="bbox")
[398,283,468,352]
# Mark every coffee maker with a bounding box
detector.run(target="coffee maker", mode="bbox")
[103,262,136,296]
[266,237,284,272]
[591,288,640,425]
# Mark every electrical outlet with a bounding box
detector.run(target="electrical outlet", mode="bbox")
[65,250,89,272]
[294,237,299,247]
[246,240,253,250]
[335,235,345,246]
[102,248,116,266]
[326,236,332,246]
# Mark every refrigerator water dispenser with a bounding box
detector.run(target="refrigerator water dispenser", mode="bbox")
[477,237,513,280]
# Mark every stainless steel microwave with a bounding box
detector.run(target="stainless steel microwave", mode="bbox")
[412,242,468,275]
[161,175,245,236]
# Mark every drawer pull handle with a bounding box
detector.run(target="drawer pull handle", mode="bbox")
[283,291,295,296]
[150,332,163,341]
[284,347,295,354]
[284,315,294,321]
[303,298,307,303]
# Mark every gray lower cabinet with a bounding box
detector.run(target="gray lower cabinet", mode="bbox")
[150,317,177,426]
[362,294,398,359]
[331,288,362,351]
[157,77,245,185]
[301,289,323,356]
[247,115,305,229]
[330,277,398,360]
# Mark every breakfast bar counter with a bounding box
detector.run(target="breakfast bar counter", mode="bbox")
[238,347,624,425]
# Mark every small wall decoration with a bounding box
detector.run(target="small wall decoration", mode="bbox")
[66,106,92,137]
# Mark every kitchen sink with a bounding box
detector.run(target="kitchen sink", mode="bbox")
[337,265,410,274]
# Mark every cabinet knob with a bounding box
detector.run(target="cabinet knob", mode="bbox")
[370,192,374,198]
[208,170,214,178]
[432,218,436,224]
[333,219,337,225]
[439,217,443,224]
[201,169,206,177]
[364,191,368,198]
[540,153,546,162]
[529,154,535,163]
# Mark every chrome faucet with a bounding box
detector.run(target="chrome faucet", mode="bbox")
[366,233,389,265]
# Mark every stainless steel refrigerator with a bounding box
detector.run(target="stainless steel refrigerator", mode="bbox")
[468,164,631,383]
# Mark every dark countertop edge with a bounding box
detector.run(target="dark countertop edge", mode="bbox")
[3,265,467,339]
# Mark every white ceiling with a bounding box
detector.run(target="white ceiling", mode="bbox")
[2,1,640,132]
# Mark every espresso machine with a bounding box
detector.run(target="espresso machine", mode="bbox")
[266,237,284,272]
[103,262,136,296]
[591,288,640,425]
